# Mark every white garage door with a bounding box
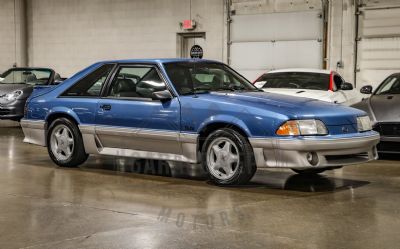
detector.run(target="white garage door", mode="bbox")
[230,10,324,81]
[356,5,400,89]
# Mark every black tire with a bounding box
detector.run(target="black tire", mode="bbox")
[47,118,88,167]
[201,128,256,185]
[291,168,327,174]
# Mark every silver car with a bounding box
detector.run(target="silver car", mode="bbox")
[0,67,63,121]
[352,73,400,153]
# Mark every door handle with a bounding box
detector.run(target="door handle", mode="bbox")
[100,104,112,111]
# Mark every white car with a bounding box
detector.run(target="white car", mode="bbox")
[253,69,359,105]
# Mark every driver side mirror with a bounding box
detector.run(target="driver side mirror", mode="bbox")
[341,82,354,90]
[360,85,373,94]
[152,90,173,102]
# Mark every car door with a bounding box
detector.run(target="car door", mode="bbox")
[95,64,181,155]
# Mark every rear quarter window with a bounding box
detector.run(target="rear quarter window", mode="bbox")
[61,64,114,97]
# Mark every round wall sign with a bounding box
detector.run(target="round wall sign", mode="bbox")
[190,45,203,59]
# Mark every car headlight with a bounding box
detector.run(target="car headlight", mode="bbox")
[357,116,372,132]
[276,119,328,136]
[2,90,23,102]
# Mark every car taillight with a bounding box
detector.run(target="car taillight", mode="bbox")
[329,71,334,91]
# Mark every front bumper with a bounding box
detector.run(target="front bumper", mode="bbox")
[377,136,400,154]
[0,100,25,120]
[249,131,380,169]
[373,123,400,153]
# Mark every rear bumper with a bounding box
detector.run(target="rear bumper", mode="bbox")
[20,119,46,146]
[249,131,380,169]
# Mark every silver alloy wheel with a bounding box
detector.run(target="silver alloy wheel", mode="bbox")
[206,137,240,180]
[50,124,74,161]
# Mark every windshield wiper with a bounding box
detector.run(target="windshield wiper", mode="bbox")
[215,85,260,92]
[181,88,210,96]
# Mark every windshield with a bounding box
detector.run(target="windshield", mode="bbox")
[375,75,400,95]
[0,69,52,85]
[163,62,257,95]
[255,72,330,91]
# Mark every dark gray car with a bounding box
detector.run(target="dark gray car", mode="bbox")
[0,67,63,121]
[352,73,400,153]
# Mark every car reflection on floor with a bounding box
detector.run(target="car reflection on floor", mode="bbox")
[81,156,370,193]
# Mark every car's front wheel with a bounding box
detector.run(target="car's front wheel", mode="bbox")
[47,118,88,167]
[202,128,256,185]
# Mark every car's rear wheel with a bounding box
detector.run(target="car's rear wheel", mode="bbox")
[202,128,256,185]
[47,118,88,167]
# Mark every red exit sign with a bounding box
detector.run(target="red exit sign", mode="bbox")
[182,19,196,30]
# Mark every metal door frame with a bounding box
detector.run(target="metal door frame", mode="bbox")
[177,32,206,58]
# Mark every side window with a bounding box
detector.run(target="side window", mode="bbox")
[377,77,399,94]
[107,66,166,99]
[62,64,114,97]
[333,75,344,91]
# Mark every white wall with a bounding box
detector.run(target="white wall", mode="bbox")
[27,0,225,77]
[0,0,17,73]
[0,0,27,73]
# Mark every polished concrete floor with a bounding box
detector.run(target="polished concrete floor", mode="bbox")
[1,124,400,249]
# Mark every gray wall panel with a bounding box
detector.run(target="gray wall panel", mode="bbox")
[28,0,225,77]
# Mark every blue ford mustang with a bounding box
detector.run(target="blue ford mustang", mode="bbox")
[21,59,380,185]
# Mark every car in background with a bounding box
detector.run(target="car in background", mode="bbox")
[352,73,400,154]
[21,59,379,186]
[253,69,359,105]
[0,67,63,121]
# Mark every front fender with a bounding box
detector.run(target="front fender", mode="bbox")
[351,98,376,123]
[197,114,252,136]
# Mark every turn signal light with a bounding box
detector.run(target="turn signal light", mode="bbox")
[276,120,328,136]
[276,121,300,136]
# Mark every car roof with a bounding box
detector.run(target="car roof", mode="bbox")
[99,58,221,64]
[266,68,332,75]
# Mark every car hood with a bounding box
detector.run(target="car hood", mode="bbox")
[262,88,334,102]
[0,83,33,96]
[370,94,400,122]
[198,91,365,125]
